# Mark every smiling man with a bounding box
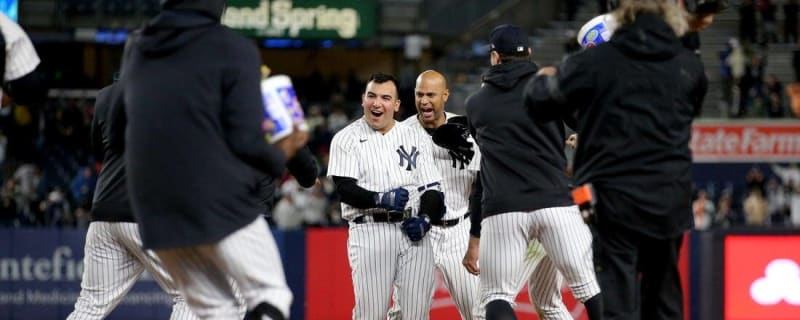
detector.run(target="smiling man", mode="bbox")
[327,72,445,319]
[386,70,485,319]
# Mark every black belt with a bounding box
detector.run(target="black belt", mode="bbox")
[352,211,406,224]
[431,213,470,227]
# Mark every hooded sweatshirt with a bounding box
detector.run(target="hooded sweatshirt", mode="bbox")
[121,0,286,249]
[465,60,574,218]
[90,83,134,222]
[525,13,708,239]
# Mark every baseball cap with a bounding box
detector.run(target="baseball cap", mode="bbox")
[489,24,530,56]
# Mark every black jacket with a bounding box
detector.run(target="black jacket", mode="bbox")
[90,84,133,222]
[121,1,287,249]
[465,60,574,219]
[526,13,707,239]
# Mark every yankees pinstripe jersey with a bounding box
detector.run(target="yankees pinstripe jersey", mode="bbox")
[0,13,40,81]
[401,112,480,220]
[328,118,442,220]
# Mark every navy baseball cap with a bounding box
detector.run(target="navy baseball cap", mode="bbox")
[489,24,530,55]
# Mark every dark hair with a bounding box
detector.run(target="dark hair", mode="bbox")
[366,73,400,98]
[498,51,531,64]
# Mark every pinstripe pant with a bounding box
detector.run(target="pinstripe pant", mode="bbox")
[155,218,292,320]
[388,219,484,320]
[480,207,600,319]
[348,221,435,320]
[67,222,197,320]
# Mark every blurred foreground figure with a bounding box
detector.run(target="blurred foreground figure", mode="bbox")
[526,0,708,319]
[118,0,308,319]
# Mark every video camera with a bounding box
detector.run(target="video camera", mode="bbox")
[608,0,728,14]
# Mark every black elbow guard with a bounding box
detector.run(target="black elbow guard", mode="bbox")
[419,190,445,223]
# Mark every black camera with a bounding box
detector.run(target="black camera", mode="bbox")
[608,0,729,14]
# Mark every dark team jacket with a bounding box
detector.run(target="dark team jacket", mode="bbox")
[90,83,134,223]
[525,13,708,239]
[465,60,574,220]
[121,3,287,249]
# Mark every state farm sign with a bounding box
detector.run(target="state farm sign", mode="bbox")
[691,122,800,162]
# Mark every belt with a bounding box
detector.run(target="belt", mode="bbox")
[352,211,407,224]
[431,213,470,227]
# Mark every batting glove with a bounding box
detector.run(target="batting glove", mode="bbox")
[376,188,409,212]
[401,215,431,242]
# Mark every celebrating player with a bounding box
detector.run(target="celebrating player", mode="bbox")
[119,0,308,319]
[327,73,445,319]
[386,70,483,319]
[67,81,197,320]
[465,24,603,320]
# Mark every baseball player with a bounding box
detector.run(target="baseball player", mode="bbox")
[327,72,445,320]
[464,24,603,320]
[119,0,309,319]
[67,82,196,320]
[384,70,483,319]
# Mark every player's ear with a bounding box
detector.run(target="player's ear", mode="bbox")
[394,99,400,112]
[442,89,450,103]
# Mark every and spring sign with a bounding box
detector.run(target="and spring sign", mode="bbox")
[222,0,376,39]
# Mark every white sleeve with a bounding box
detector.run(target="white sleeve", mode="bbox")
[467,137,481,172]
[416,137,442,190]
[0,14,40,81]
[327,131,359,179]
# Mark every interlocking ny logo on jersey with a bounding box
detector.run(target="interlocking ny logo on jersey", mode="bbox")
[448,150,471,170]
[397,145,420,171]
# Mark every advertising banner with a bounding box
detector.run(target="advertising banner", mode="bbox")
[222,0,377,39]
[0,227,306,320]
[691,122,800,162]
[724,235,800,320]
[0,228,172,319]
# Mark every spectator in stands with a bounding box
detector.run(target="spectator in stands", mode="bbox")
[713,193,743,228]
[719,39,736,114]
[784,0,799,43]
[744,53,767,115]
[693,190,715,230]
[42,186,71,226]
[327,106,349,132]
[793,42,800,81]
[272,177,328,229]
[766,178,790,225]
[746,166,767,195]
[69,166,96,210]
[740,0,758,43]
[791,182,800,226]
[726,40,748,116]
[0,180,17,226]
[759,0,779,44]
[764,73,785,117]
[771,163,800,225]
[563,29,582,58]
[744,188,769,225]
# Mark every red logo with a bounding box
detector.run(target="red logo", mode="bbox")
[724,235,800,320]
